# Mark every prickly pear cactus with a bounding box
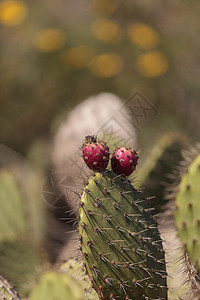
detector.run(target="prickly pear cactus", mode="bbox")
[79,170,167,299]
[0,239,44,297]
[60,259,98,299]
[0,276,20,300]
[175,153,200,272]
[0,169,27,241]
[0,168,47,297]
[137,132,187,212]
[29,271,86,300]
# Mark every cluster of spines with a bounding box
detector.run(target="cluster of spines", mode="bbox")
[78,170,167,299]
[0,275,20,300]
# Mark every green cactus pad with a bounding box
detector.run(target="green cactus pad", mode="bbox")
[61,259,98,299]
[0,169,27,241]
[137,132,187,212]
[29,271,86,300]
[0,276,20,300]
[175,153,200,272]
[79,170,167,299]
[0,239,44,297]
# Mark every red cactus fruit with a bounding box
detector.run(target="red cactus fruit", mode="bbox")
[111,146,138,176]
[82,135,110,171]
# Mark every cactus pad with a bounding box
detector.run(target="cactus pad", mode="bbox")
[61,259,98,299]
[29,271,86,300]
[79,170,167,299]
[137,132,187,212]
[175,153,200,272]
[0,238,44,297]
[0,169,27,241]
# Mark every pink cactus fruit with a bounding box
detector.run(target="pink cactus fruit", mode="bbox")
[111,146,138,176]
[82,135,110,171]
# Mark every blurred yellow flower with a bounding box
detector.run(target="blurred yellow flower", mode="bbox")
[89,0,120,16]
[61,46,94,69]
[91,18,122,43]
[0,0,27,26]
[89,53,124,78]
[136,51,169,78]
[127,23,160,49]
[34,29,65,52]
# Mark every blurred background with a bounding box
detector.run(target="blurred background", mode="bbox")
[0,0,200,298]
[1,0,200,154]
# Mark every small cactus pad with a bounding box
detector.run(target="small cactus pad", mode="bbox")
[111,147,138,176]
[29,271,86,300]
[79,171,167,299]
[0,276,20,300]
[0,169,27,241]
[137,132,187,212]
[60,259,98,299]
[175,153,200,272]
[82,136,110,171]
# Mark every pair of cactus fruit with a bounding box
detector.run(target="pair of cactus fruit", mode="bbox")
[82,135,138,176]
[79,136,168,299]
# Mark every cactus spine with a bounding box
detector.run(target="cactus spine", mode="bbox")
[79,170,167,299]
[0,276,20,300]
